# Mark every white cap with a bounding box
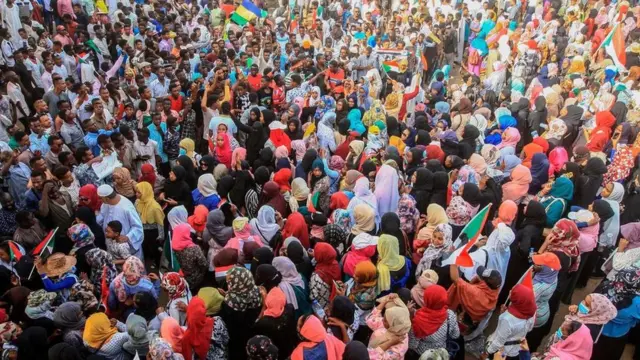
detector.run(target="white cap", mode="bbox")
[97,184,114,197]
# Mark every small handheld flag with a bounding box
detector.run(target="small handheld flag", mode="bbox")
[31,228,58,258]
[7,241,24,262]
[163,231,181,272]
[230,0,265,26]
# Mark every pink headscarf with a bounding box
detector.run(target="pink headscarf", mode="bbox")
[172,224,197,251]
[548,147,569,176]
[231,147,247,167]
[274,145,289,159]
[501,165,532,202]
[497,127,521,149]
[291,140,306,162]
[621,222,640,250]
[545,324,593,360]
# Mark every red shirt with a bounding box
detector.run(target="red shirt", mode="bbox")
[247,74,262,93]
[169,95,183,112]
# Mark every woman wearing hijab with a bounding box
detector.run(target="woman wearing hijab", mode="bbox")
[181,296,229,360]
[162,165,194,214]
[192,173,220,211]
[325,295,358,343]
[502,164,533,203]
[172,223,208,290]
[230,170,260,218]
[587,111,617,153]
[410,168,433,216]
[484,284,537,359]
[309,242,341,309]
[250,206,283,249]
[309,159,331,215]
[458,125,480,160]
[220,266,263,359]
[497,128,522,157]
[344,261,377,340]
[564,293,618,343]
[253,287,298,360]
[365,293,412,360]
[79,184,102,213]
[538,177,574,227]
[282,212,310,249]
[122,314,151,358]
[574,157,607,208]
[107,256,159,315]
[75,206,106,250]
[374,164,400,216]
[415,223,453,279]
[285,238,313,280]
[541,322,594,360]
[289,178,311,215]
[134,182,165,269]
[214,132,234,169]
[176,155,198,190]
[271,256,311,316]
[347,178,378,227]
[203,209,234,271]
[499,154,522,180]
[407,284,460,360]
[404,148,424,179]
[349,204,376,247]
[380,213,408,258]
[113,167,138,203]
[291,314,346,360]
[342,232,378,278]
[529,153,550,194]
[83,312,129,358]
[345,140,365,171]
[503,201,547,300]
[446,183,481,240]
[53,302,85,351]
[377,234,409,293]
[259,181,288,217]
[139,163,165,196]
[540,219,581,274]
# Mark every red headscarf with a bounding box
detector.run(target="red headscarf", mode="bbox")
[329,192,349,211]
[413,285,449,337]
[138,163,157,187]
[587,111,616,152]
[181,297,214,360]
[270,128,292,151]
[532,137,549,154]
[508,284,537,319]
[426,145,445,163]
[282,212,310,248]
[79,184,102,212]
[291,315,345,360]
[188,205,209,233]
[313,243,341,300]
[215,133,233,169]
[273,168,292,191]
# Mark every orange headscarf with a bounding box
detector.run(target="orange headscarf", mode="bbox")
[264,287,286,317]
[188,205,209,233]
[291,315,345,360]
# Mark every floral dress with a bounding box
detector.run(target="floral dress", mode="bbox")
[175,246,208,290]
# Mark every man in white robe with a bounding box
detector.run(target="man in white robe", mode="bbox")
[96,184,145,260]
[0,0,21,44]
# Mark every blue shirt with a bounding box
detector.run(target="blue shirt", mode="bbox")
[9,163,30,210]
[84,129,116,156]
[24,188,42,213]
[603,296,640,338]
[148,122,168,163]
[29,133,50,154]
[192,189,221,211]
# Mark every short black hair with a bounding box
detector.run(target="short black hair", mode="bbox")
[58,151,72,165]
[30,169,45,179]
[74,146,90,163]
[29,156,43,167]
[53,165,70,179]
[47,134,61,146]
[13,131,26,142]
[107,220,123,233]
[97,134,111,147]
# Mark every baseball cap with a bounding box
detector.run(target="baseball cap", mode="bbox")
[532,252,561,271]
[476,266,502,290]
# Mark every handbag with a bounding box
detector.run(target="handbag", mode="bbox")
[446,313,461,358]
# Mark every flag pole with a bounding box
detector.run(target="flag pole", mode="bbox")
[504,265,534,305]
[28,227,59,280]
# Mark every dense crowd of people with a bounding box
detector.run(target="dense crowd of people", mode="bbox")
[1,0,640,359]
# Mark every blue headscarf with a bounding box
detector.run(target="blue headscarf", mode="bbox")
[500,155,522,178]
[347,109,366,135]
[529,153,550,194]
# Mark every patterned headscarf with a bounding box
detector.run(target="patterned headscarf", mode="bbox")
[565,293,617,325]
[161,272,188,300]
[600,266,640,309]
[224,267,262,312]
[68,224,95,254]
[246,335,279,360]
[545,219,581,272]
[112,256,146,302]
[0,322,19,344]
[149,337,182,360]
[323,224,348,256]
[85,248,117,297]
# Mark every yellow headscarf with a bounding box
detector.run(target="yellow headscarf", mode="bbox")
[352,204,376,236]
[83,313,117,349]
[135,182,165,225]
[417,204,449,241]
[179,138,196,158]
[377,234,406,292]
[198,287,224,315]
[567,56,586,74]
[389,136,406,154]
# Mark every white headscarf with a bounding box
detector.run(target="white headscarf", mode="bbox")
[197,174,217,197]
[168,206,188,230]
[374,164,400,216]
[250,205,281,244]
